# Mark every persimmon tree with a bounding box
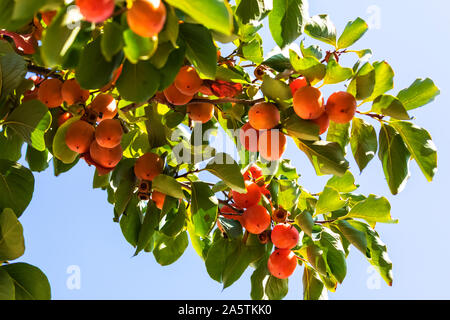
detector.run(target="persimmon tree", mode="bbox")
[0,0,440,300]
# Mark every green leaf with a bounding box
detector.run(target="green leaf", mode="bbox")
[101,22,124,62]
[0,208,24,261]
[295,139,349,176]
[397,78,440,111]
[217,217,243,239]
[75,36,123,90]
[289,50,326,85]
[205,236,239,283]
[179,23,217,79]
[41,9,81,67]
[371,95,410,120]
[205,153,246,193]
[323,56,353,85]
[262,53,292,72]
[152,175,184,199]
[0,160,34,217]
[295,211,314,237]
[119,197,142,247]
[92,170,110,189]
[269,0,309,48]
[158,43,186,91]
[1,262,51,300]
[347,62,375,100]
[337,17,368,49]
[303,266,327,300]
[123,30,158,64]
[326,171,357,193]
[160,200,187,237]
[304,15,337,47]
[241,34,264,64]
[153,231,189,266]
[159,5,179,48]
[300,40,323,60]
[0,129,23,162]
[250,257,269,300]
[145,103,168,148]
[191,181,218,237]
[364,61,394,102]
[336,220,393,286]
[265,276,289,300]
[113,160,137,216]
[342,194,397,225]
[135,201,160,256]
[317,227,347,283]
[391,121,437,182]
[25,146,49,173]
[0,268,14,300]
[378,124,411,195]
[116,60,160,103]
[350,118,377,172]
[0,52,26,98]
[283,111,320,141]
[235,0,268,24]
[261,75,292,110]
[165,0,233,35]
[315,186,347,216]
[326,121,350,151]
[4,100,51,152]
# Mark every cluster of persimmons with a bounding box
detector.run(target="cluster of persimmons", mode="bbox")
[217,164,301,279]
[240,76,357,162]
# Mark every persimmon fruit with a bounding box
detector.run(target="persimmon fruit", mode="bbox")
[258,130,287,161]
[243,164,263,181]
[268,249,297,279]
[325,91,357,124]
[152,191,166,210]
[134,152,164,181]
[90,93,117,122]
[61,79,89,105]
[271,223,299,249]
[58,112,73,127]
[293,86,325,120]
[76,0,115,23]
[90,140,123,168]
[95,119,123,148]
[127,0,167,38]
[248,102,280,130]
[163,84,193,106]
[239,122,260,152]
[65,120,95,154]
[38,78,63,108]
[241,205,271,235]
[220,205,242,222]
[289,76,308,95]
[174,66,203,96]
[231,181,262,209]
[311,111,330,135]
[186,102,214,123]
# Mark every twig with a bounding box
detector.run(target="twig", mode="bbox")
[189,97,265,105]
[27,64,63,80]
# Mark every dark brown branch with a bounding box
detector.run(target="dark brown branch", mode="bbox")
[189,97,265,105]
[27,64,63,80]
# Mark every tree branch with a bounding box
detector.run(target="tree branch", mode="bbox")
[27,64,63,80]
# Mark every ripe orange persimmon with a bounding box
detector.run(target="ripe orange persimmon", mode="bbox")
[239,122,260,152]
[289,76,308,95]
[90,93,117,122]
[127,0,167,38]
[232,181,262,209]
[61,79,90,105]
[174,66,203,96]
[325,91,357,124]
[271,223,299,249]
[243,164,263,181]
[248,102,280,130]
[38,78,63,108]
[163,84,193,106]
[95,119,123,148]
[65,120,95,154]
[241,205,271,234]
[90,140,123,168]
[134,152,164,181]
[187,102,214,123]
[76,0,115,23]
[152,190,166,210]
[293,86,325,120]
[58,112,73,127]
[311,111,330,135]
[268,249,297,279]
[258,130,287,161]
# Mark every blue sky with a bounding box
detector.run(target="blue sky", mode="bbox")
[17,0,450,299]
